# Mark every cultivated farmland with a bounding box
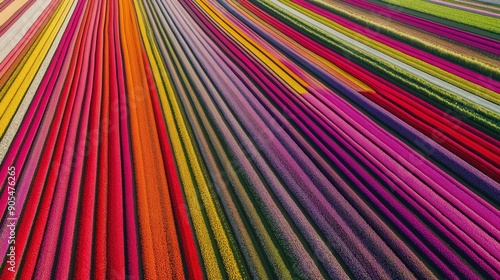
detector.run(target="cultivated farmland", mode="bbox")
[0,0,499,279]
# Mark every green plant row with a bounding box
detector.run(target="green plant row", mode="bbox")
[252,0,500,136]
[376,0,500,39]
[310,0,500,81]
[442,0,500,14]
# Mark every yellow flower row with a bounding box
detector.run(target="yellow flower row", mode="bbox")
[133,1,243,278]
[195,0,309,95]
[0,0,75,137]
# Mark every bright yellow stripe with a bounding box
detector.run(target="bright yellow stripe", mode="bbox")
[0,0,74,137]
[229,0,374,93]
[284,0,500,104]
[196,0,309,94]
[135,5,291,278]
[133,1,243,279]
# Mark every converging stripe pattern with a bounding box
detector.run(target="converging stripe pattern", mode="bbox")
[0,0,499,279]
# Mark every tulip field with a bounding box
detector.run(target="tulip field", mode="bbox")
[0,0,499,278]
